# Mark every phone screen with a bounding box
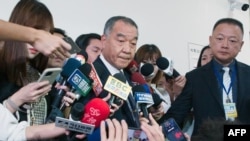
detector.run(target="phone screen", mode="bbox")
[162,118,187,141]
[128,128,148,141]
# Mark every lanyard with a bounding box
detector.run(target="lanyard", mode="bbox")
[213,67,236,97]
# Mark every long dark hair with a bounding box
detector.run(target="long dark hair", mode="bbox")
[0,0,54,85]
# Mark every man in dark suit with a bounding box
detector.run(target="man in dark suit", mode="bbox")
[90,16,140,128]
[158,18,250,136]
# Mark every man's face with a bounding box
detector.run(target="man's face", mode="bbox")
[85,39,103,63]
[102,21,138,70]
[209,23,244,65]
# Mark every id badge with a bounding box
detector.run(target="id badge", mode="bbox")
[224,102,237,120]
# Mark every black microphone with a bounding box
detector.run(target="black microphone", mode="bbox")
[156,57,180,78]
[140,63,155,79]
[46,58,81,123]
[103,72,140,128]
[132,85,154,119]
[67,102,85,141]
[59,63,93,110]
[51,58,81,108]
[106,72,127,106]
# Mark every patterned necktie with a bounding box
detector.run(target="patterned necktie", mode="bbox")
[222,67,232,103]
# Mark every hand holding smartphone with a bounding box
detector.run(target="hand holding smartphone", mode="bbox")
[162,118,187,141]
[37,68,62,85]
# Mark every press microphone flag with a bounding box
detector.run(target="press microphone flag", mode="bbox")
[103,73,131,101]
[67,66,92,97]
[89,63,103,97]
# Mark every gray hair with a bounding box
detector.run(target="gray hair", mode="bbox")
[103,16,138,36]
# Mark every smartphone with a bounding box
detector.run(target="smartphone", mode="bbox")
[128,127,148,141]
[162,118,187,141]
[63,36,81,54]
[37,68,62,85]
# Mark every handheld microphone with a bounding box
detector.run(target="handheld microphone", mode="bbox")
[52,58,81,108]
[46,58,81,123]
[81,98,110,127]
[125,59,139,74]
[140,63,155,79]
[156,57,180,78]
[132,85,154,119]
[89,63,103,97]
[67,102,85,141]
[59,63,93,110]
[65,98,110,140]
[104,72,131,105]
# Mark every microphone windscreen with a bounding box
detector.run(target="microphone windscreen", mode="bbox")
[156,57,169,70]
[61,58,81,78]
[78,63,92,78]
[126,60,139,73]
[81,98,110,127]
[132,85,146,94]
[113,72,126,83]
[140,63,154,77]
[172,69,180,78]
[151,93,163,108]
[70,102,84,121]
[131,72,146,85]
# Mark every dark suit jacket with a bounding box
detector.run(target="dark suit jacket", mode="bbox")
[158,59,250,135]
[89,57,139,128]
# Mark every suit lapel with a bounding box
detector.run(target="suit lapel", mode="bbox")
[201,62,224,110]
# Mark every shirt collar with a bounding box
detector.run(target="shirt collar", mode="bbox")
[100,54,121,75]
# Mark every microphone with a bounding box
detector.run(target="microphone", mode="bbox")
[132,85,154,119]
[131,72,165,111]
[156,57,180,78]
[59,63,93,110]
[67,98,110,140]
[103,72,131,106]
[89,63,103,97]
[46,58,81,123]
[67,102,85,141]
[151,93,163,108]
[81,98,110,127]
[125,59,139,74]
[52,58,81,108]
[140,63,155,79]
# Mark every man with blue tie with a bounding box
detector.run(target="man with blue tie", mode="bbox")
[158,18,250,137]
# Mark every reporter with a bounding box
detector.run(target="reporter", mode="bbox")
[0,103,66,141]
[0,19,71,59]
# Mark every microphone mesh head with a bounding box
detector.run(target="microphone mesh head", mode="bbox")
[71,102,84,120]
[113,72,126,83]
[78,63,92,77]
[156,57,169,70]
[131,72,146,85]
[140,63,154,77]
[61,58,81,78]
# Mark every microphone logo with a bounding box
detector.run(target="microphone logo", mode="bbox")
[89,63,103,96]
[104,75,131,100]
[67,69,92,96]
[90,107,101,116]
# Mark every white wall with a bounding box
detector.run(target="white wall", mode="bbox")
[0,0,249,74]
